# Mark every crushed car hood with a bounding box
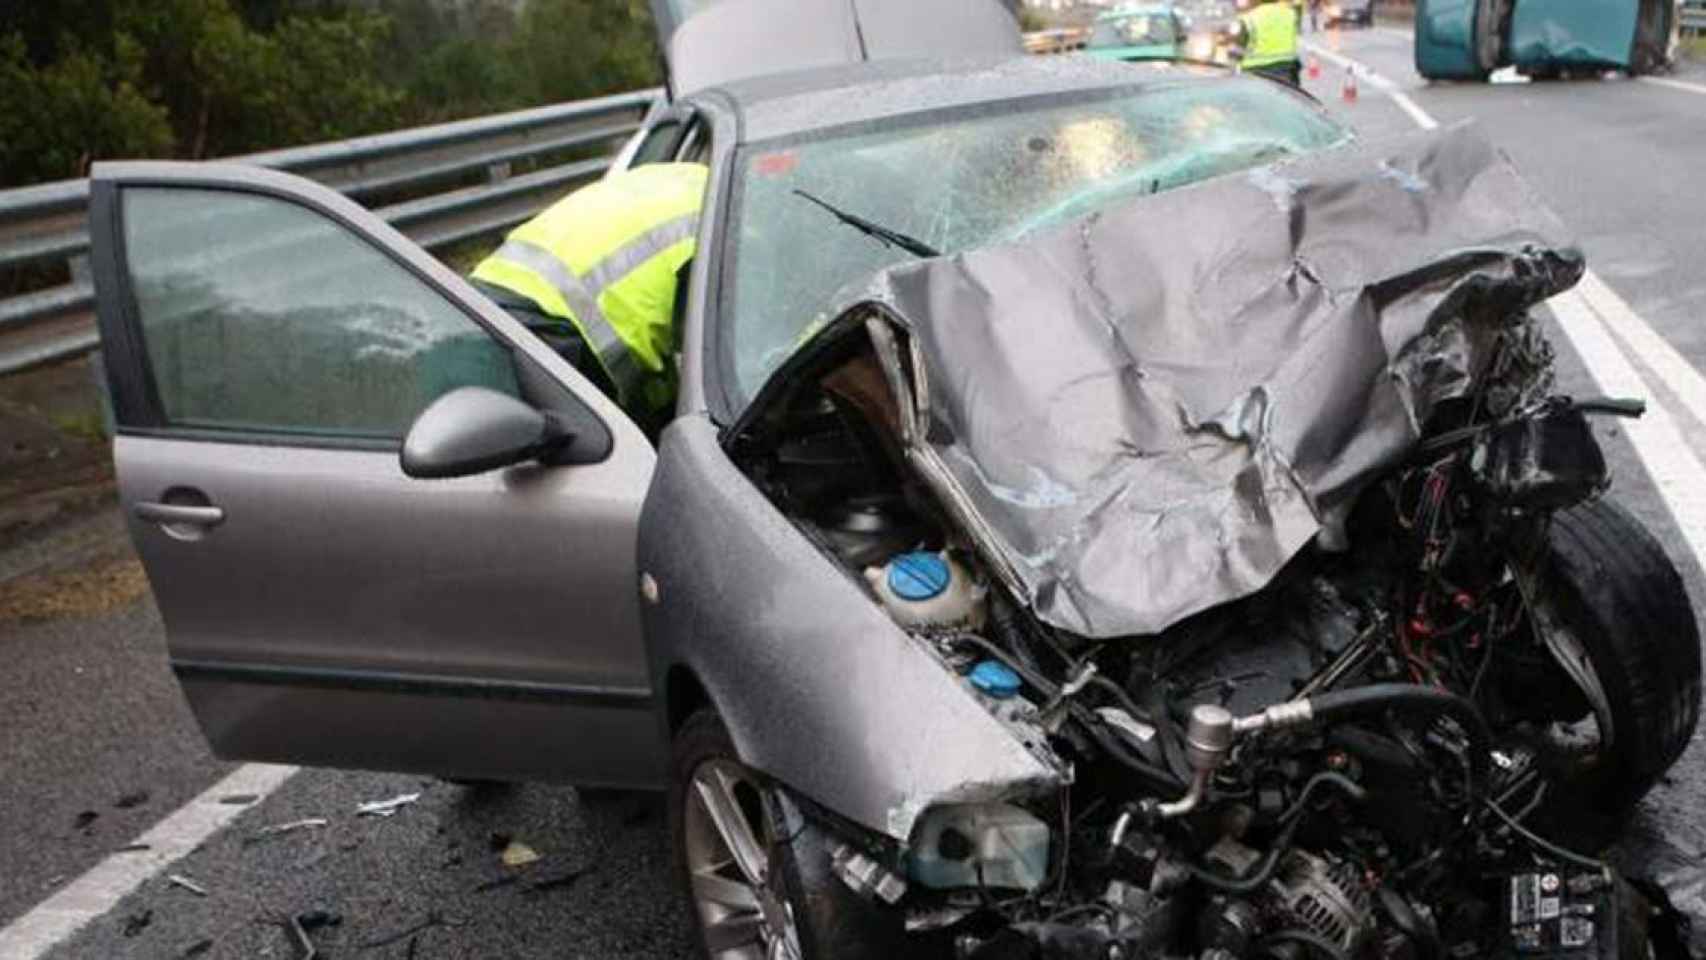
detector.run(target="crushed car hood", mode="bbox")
[839,122,1583,638]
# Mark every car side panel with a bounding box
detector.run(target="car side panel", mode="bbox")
[637,416,1062,841]
[1414,0,1485,78]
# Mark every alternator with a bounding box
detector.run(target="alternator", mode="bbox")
[1269,851,1374,951]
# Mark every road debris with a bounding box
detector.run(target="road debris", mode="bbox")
[115,790,150,809]
[359,909,466,949]
[499,840,540,867]
[181,939,213,957]
[220,793,259,805]
[167,873,209,897]
[121,909,153,937]
[526,866,592,894]
[248,817,329,843]
[279,909,342,960]
[473,874,520,893]
[355,792,421,818]
[72,810,98,831]
[117,842,151,853]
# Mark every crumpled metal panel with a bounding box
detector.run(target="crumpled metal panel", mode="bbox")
[1507,0,1642,70]
[843,123,1583,638]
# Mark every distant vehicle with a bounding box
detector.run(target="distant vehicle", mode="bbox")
[1323,0,1376,27]
[1415,0,1677,80]
[1085,4,1187,61]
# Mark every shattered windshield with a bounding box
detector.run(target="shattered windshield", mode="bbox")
[723,79,1348,398]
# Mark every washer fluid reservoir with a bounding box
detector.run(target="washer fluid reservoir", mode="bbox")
[865,550,986,630]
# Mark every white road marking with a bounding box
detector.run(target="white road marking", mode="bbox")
[1639,75,1706,96]
[1309,41,1706,569]
[1547,289,1706,561]
[1576,270,1706,431]
[0,763,298,959]
[1303,41,1440,128]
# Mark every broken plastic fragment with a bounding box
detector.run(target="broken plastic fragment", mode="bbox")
[166,873,208,896]
[355,792,421,817]
[249,818,329,842]
[500,840,541,867]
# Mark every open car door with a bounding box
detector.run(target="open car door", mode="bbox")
[88,162,664,788]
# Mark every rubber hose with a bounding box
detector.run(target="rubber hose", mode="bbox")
[1305,684,1492,804]
[1073,702,1182,791]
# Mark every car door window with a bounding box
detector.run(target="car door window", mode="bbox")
[122,187,518,441]
[631,121,686,166]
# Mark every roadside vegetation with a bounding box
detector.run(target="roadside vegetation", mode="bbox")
[0,0,661,190]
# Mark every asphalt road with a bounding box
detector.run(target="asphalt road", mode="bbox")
[3,27,1706,959]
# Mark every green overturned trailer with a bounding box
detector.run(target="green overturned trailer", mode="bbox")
[1415,0,1678,80]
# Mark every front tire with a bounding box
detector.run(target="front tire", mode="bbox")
[1526,499,1703,815]
[671,710,902,960]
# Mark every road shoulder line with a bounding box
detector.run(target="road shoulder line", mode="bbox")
[1639,75,1706,96]
[0,763,297,959]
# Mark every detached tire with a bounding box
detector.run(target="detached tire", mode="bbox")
[670,710,903,960]
[1534,498,1702,814]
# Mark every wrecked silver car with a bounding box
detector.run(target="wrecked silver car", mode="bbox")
[88,51,1700,960]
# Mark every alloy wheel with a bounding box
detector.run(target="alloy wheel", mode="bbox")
[683,758,803,960]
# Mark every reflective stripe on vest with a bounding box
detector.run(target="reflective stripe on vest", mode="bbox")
[581,212,698,297]
[1242,2,1299,68]
[487,237,645,403]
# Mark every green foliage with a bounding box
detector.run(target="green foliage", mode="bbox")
[0,0,662,188]
[0,33,173,184]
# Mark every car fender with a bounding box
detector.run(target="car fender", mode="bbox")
[637,415,1064,841]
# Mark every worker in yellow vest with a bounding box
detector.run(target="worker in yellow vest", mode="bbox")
[471,162,708,428]
[1235,0,1303,86]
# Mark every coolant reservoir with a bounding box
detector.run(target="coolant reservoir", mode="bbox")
[865,550,986,630]
[908,802,1051,892]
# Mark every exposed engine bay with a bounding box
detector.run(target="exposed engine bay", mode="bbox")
[720,124,1700,960]
[728,311,1688,960]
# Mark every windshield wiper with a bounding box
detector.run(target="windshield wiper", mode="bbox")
[792,189,940,258]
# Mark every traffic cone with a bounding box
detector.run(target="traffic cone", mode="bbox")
[1307,55,1321,80]
[1341,66,1359,104]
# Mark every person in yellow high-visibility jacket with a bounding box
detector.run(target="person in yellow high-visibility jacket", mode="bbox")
[471,162,708,426]
[1234,0,1303,86]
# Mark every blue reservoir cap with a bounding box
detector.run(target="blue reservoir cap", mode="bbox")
[968,660,1022,699]
[888,551,951,602]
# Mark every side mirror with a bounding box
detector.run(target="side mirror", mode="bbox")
[400,387,571,479]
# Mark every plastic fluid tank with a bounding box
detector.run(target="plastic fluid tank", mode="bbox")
[864,550,987,630]
[908,802,1051,892]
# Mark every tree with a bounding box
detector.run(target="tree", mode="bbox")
[0,33,172,183]
[0,0,663,189]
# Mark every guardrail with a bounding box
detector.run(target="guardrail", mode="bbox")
[1683,3,1706,35]
[0,87,661,377]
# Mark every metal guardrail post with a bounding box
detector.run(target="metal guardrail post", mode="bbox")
[0,88,661,377]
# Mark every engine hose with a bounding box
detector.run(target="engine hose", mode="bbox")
[1303,684,1491,807]
[1074,703,1183,791]
[1186,814,1303,893]
[1278,771,1368,822]
[1186,772,1366,894]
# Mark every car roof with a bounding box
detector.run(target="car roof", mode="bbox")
[664,0,1023,97]
[695,55,1230,143]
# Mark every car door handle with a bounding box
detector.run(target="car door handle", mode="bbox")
[135,502,226,527]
